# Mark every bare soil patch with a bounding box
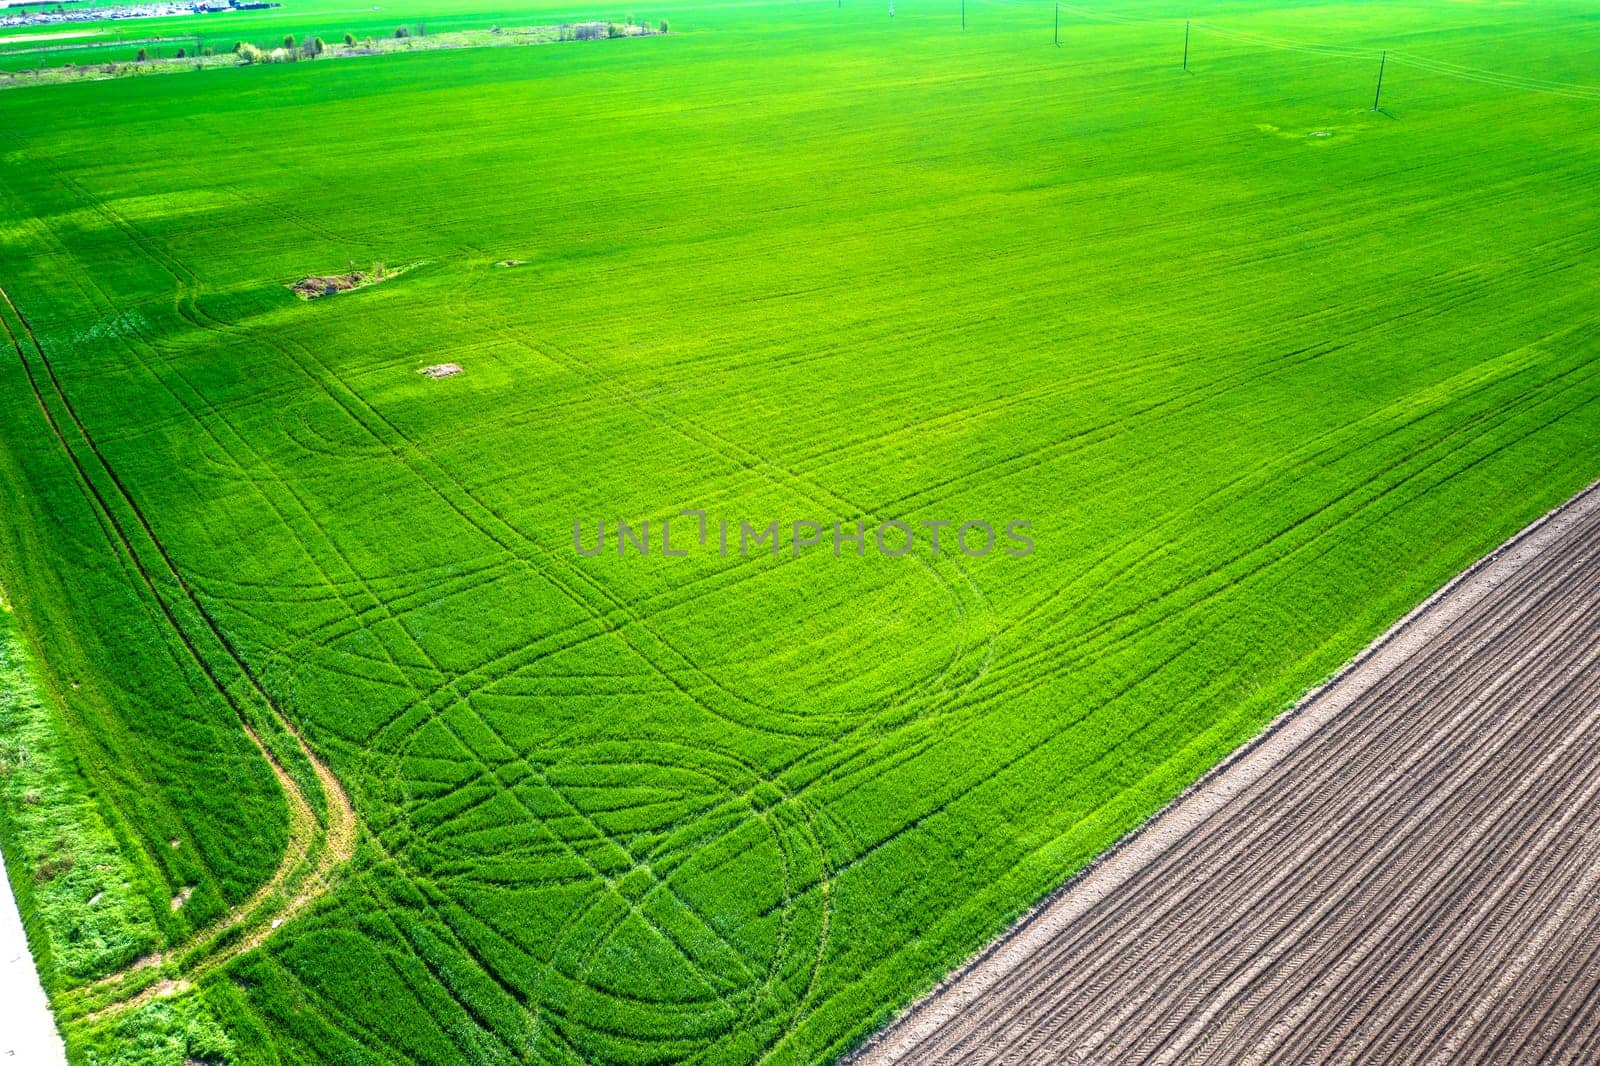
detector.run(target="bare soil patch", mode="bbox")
[420,363,463,379]
[290,262,415,300]
[290,272,368,300]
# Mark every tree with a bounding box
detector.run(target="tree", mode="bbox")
[135,47,148,61]
[232,40,243,53]
[175,47,186,57]
[393,25,410,38]
[306,36,325,56]
[202,46,214,56]
[237,42,264,64]
[659,18,669,32]
[343,32,356,46]
[283,33,295,50]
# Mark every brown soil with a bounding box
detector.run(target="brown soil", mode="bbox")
[854,481,1600,1065]
[291,263,416,299]
[290,272,371,299]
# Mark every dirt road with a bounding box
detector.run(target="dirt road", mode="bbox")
[854,481,1600,1065]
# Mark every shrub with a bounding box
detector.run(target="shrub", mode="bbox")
[343,32,355,46]
[283,33,295,50]
[606,22,621,38]
[306,36,325,56]
[659,18,669,32]
[135,47,148,62]
[175,47,186,58]
[201,46,213,56]
[237,42,264,64]
[393,25,410,38]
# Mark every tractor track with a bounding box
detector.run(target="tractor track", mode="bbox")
[852,479,1600,1065]
[0,283,358,1023]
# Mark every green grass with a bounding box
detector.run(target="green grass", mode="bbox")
[0,609,163,986]
[1,0,1599,1062]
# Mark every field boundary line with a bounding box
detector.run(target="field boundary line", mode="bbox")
[0,23,668,93]
[847,475,1600,1064]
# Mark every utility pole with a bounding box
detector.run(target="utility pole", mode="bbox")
[1183,20,1189,72]
[1372,49,1387,111]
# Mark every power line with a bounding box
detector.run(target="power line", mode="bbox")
[1052,3,1600,101]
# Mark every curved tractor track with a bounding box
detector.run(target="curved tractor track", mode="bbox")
[856,480,1600,1065]
[0,285,358,1023]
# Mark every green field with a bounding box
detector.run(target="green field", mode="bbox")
[2,0,1599,1061]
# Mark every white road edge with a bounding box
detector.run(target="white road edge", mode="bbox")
[0,847,68,1064]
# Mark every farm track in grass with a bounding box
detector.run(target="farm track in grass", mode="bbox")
[855,480,1600,1065]
[7,162,841,1048]
[21,157,855,1054]
[0,283,359,1021]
